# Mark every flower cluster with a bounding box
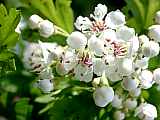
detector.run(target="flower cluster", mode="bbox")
[21,4,160,120]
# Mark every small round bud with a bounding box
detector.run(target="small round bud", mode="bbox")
[129,88,141,97]
[148,25,160,42]
[155,11,160,24]
[124,99,137,110]
[139,70,153,89]
[153,68,160,84]
[66,31,87,49]
[122,78,139,91]
[37,79,53,93]
[39,20,54,38]
[114,111,125,120]
[142,41,159,58]
[93,86,114,107]
[29,14,43,29]
[135,103,157,120]
[111,94,122,109]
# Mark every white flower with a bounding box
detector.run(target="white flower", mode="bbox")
[117,58,133,76]
[111,94,122,109]
[105,10,125,29]
[135,57,149,69]
[93,86,114,107]
[62,49,78,72]
[93,58,106,76]
[29,14,43,29]
[114,111,125,120]
[66,31,87,49]
[135,103,157,120]
[37,79,54,93]
[88,35,104,56]
[93,4,107,20]
[155,11,160,24]
[148,25,160,42]
[39,41,64,64]
[142,41,159,58]
[107,72,122,82]
[39,20,54,38]
[129,88,141,97]
[122,78,139,91]
[139,70,154,89]
[138,35,149,44]
[23,43,46,72]
[124,99,137,110]
[74,64,93,83]
[153,68,160,84]
[74,16,92,32]
[116,26,135,41]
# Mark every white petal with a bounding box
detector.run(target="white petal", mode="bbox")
[148,25,160,42]
[29,14,43,29]
[67,31,87,49]
[116,26,135,41]
[74,64,93,83]
[93,86,114,107]
[105,10,125,29]
[93,4,107,20]
[93,58,106,76]
[155,11,160,24]
[99,29,117,42]
[88,35,104,56]
[153,68,160,84]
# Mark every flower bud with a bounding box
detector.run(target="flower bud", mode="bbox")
[153,68,160,84]
[122,78,139,91]
[37,79,53,93]
[114,111,125,120]
[39,20,54,38]
[135,103,157,120]
[111,94,122,109]
[29,14,43,29]
[129,88,141,97]
[93,86,114,107]
[139,70,153,89]
[135,57,149,69]
[142,41,159,58]
[124,99,137,110]
[148,25,160,42]
[155,11,160,24]
[66,31,87,49]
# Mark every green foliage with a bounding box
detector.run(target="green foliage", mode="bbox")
[0,4,20,75]
[15,98,33,120]
[123,0,160,34]
[5,0,74,33]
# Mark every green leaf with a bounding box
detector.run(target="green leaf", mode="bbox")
[35,94,55,103]
[0,4,20,48]
[55,0,74,33]
[123,0,160,34]
[48,92,99,120]
[148,55,160,71]
[15,98,33,120]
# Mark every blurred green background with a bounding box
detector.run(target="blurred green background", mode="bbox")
[0,0,160,120]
